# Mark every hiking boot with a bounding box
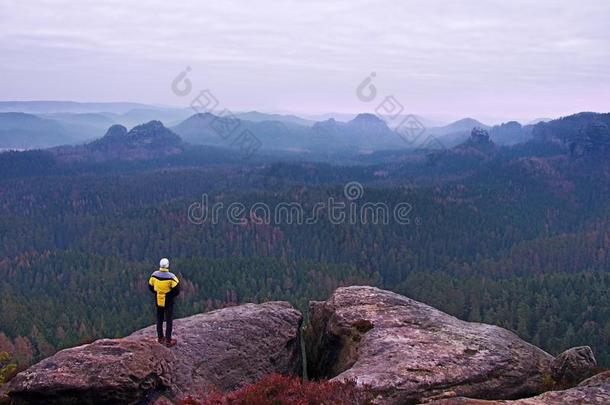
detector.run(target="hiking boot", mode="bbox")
[157,337,165,344]
[165,338,177,347]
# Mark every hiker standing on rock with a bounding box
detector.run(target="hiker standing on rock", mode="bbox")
[148,258,180,347]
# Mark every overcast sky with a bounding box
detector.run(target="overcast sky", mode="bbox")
[1,0,609,122]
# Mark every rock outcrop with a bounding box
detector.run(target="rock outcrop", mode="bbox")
[305,286,554,404]
[6,302,302,404]
[459,127,495,154]
[551,346,597,385]
[469,127,492,144]
[427,371,610,404]
[53,121,185,163]
[5,286,604,405]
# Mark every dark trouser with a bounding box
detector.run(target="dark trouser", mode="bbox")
[156,301,174,340]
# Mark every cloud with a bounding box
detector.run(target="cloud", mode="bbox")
[0,0,608,121]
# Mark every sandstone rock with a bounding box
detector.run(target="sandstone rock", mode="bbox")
[551,345,597,385]
[305,286,554,404]
[470,127,492,144]
[54,121,185,163]
[7,302,302,404]
[427,371,610,404]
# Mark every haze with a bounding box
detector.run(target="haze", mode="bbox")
[1,0,609,123]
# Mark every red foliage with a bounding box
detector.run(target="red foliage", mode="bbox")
[178,374,372,405]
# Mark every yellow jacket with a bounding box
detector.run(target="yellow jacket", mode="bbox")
[148,268,180,307]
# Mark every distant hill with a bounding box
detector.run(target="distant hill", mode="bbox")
[443,118,489,133]
[2,102,512,153]
[0,112,73,148]
[489,121,534,145]
[532,112,610,157]
[431,118,539,147]
[174,112,514,153]
[312,113,402,151]
[431,118,490,147]
[427,127,497,168]
[5,105,606,157]
[174,112,406,153]
[234,111,315,127]
[54,121,184,162]
[172,113,311,151]
[304,113,446,128]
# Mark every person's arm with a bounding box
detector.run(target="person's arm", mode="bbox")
[169,276,180,298]
[148,277,156,293]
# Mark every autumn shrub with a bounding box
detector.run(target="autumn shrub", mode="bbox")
[0,352,17,385]
[178,374,372,405]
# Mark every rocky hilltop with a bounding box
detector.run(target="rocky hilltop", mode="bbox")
[4,287,608,404]
[6,302,302,404]
[52,121,185,163]
[532,112,610,157]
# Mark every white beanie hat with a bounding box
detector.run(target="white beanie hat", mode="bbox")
[159,258,170,268]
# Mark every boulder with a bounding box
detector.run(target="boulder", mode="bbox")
[7,302,302,404]
[551,346,597,385]
[305,286,554,404]
[426,371,610,404]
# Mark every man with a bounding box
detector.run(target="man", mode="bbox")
[148,258,180,347]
